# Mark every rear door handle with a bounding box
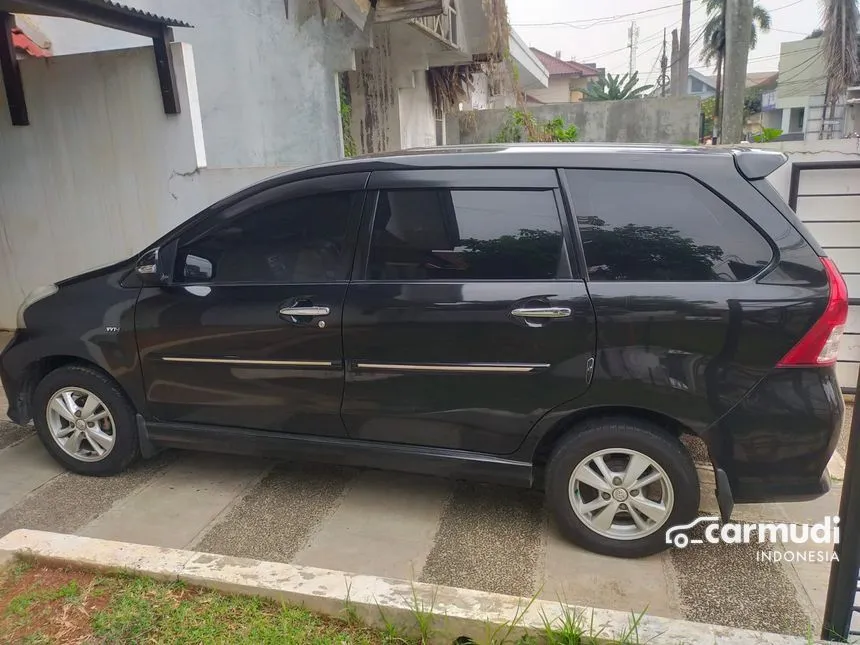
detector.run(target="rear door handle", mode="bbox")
[279,306,331,317]
[511,307,571,319]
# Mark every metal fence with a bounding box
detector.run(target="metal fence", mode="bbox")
[822,369,860,640]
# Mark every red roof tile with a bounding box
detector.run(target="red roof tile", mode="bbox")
[530,48,599,78]
[12,28,50,58]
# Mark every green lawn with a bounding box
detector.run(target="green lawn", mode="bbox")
[0,561,391,644]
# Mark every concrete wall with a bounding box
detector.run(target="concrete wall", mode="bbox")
[776,37,826,110]
[346,22,438,154]
[399,70,437,149]
[23,0,362,168]
[348,24,400,154]
[0,45,292,328]
[448,96,701,144]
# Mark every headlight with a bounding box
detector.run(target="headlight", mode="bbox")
[16,284,58,329]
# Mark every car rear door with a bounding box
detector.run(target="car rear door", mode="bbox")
[340,168,596,454]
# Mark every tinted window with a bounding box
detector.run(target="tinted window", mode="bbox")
[176,191,360,284]
[566,170,773,281]
[366,190,570,281]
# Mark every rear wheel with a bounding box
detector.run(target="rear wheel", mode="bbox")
[546,417,699,558]
[33,365,140,476]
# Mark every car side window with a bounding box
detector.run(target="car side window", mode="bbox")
[565,169,774,282]
[175,191,361,284]
[366,189,572,280]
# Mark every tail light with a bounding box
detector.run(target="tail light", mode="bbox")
[777,257,848,367]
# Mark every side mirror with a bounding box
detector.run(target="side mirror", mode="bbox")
[135,248,168,286]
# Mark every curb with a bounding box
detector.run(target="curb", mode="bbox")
[0,529,834,644]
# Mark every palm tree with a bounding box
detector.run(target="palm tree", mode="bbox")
[820,0,859,132]
[582,72,654,101]
[700,0,772,141]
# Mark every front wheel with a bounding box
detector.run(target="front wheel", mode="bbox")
[33,364,140,476]
[546,417,699,558]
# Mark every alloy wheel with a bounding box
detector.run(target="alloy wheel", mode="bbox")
[46,387,116,462]
[569,448,674,541]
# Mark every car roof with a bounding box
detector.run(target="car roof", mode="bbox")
[268,143,782,182]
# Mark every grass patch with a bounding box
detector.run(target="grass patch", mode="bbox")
[0,561,660,644]
[1,564,388,644]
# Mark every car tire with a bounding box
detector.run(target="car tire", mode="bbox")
[546,416,699,558]
[32,364,140,476]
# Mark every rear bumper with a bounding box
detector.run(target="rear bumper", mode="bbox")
[704,366,842,504]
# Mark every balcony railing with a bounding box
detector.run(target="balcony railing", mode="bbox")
[410,2,458,50]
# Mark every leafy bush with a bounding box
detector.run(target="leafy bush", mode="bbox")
[492,109,578,143]
[753,127,782,142]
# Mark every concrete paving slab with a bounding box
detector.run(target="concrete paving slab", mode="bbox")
[778,488,842,526]
[0,420,31,450]
[540,519,681,618]
[420,482,544,597]
[80,452,265,548]
[670,533,813,636]
[293,470,450,580]
[195,462,353,562]
[0,451,175,538]
[0,436,63,515]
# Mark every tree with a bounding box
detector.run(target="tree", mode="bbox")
[820,0,859,130]
[582,72,654,101]
[700,0,771,141]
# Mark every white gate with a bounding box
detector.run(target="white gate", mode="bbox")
[789,161,860,393]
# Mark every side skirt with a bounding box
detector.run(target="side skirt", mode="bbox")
[144,421,534,488]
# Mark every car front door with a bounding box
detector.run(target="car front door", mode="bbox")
[135,172,368,436]
[341,169,596,454]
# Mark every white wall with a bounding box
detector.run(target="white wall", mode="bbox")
[527,77,571,104]
[775,37,826,110]
[399,70,436,149]
[24,0,362,168]
[0,44,292,328]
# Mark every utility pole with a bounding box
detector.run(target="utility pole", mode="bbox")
[627,20,640,76]
[669,29,680,95]
[658,28,670,97]
[722,0,753,142]
[677,0,691,96]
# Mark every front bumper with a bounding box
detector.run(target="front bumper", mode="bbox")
[0,330,27,424]
[704,366,842,504]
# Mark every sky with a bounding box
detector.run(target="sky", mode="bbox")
[505,0,823,84]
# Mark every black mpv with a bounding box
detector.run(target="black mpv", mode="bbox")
[1,145,847,558]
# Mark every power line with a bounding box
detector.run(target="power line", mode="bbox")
[511,1,683,28]
[513,0,805,30]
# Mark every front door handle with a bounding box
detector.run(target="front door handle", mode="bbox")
[511,307,571,319]
[279,306,331,317]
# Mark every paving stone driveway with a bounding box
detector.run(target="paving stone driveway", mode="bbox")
[0,331,847,636]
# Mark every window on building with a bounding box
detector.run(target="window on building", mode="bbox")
[790,107,805,133]
[366,189,571,281]
[565,170,773,281]
[175,191,360,284]
[691,78,705,93]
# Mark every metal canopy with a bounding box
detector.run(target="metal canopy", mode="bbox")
[0,0,191,125]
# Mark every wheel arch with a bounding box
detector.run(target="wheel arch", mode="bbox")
[13,355,113,423]
[530,405,709,470]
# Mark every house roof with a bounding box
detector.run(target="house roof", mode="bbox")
[0,0,191,33]
[12,26,49,57]
[529,48,600,78]
[688,69,717,89]
[746,71,778,88]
